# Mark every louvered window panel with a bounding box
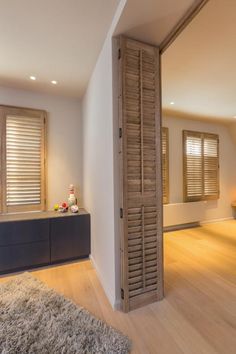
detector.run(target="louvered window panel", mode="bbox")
[0,106,46,213]
[183,130,219,202]
[119,37,163,312]
[6,116,42,207]
[162,127,169,204]
[204,137,219,197]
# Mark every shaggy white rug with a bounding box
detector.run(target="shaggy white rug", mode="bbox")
[0,273,131,354]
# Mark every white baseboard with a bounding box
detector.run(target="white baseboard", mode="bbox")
[200,216,234,225]
[89,255,117,310]
[164,217,234,230]
[164,222,199,232]
[113,299,121,311]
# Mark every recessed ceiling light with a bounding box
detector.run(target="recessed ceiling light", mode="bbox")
[51,80,57,85]
[170,101,175,105]
[30,76,36,80]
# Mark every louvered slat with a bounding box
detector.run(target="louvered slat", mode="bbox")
[183,130,219,202]
[119,37,163,312]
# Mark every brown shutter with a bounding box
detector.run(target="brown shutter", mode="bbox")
[0,106,46,213]
[183,130,203,201]
[162,127,169,204]
[203,133,219,199]
[183,130,219,202]
[118,37,163,312]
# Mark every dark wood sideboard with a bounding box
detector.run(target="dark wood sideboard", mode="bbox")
[0,209,90,274]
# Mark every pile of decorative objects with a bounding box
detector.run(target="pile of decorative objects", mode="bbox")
[54,184,79,213]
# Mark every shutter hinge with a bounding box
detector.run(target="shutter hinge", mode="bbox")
[118,48,121,60]
[120,208,123,219]
[121,288,124,300]
[119,127,122,138]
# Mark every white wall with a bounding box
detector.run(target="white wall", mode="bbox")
[82,0,127,308]
[82,36,116,306]
[0,86,82,209]
[163,115,236,226]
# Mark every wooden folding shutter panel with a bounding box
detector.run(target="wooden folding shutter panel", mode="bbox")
[162,127,169,204]
[119,37,163,312]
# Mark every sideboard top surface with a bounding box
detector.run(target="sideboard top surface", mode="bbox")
[0,209,89,224]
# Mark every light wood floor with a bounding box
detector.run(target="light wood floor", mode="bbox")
[0,220,235,353]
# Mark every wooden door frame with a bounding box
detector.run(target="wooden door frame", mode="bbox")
[160,0,209,53]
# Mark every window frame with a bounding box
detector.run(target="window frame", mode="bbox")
[183,130,219,202]
[0,105,47,213]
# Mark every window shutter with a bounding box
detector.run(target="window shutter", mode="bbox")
[183,130,219,202]
[203,134,219,198]
[183,131,203,201]
[162,127,169,204]
[119,37,163,312]
[0,106,46,213]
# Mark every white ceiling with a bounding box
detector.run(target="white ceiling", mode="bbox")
[0,0,120,98]
[114,0,198,45]
[0,0,203,99]
[162,0,236,122]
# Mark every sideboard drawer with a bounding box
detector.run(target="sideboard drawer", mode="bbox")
[0,219,49,246]
[0,241,50,273]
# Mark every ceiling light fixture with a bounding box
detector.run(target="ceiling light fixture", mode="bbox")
[51,80,57,85]
[170,101,175,105]
[30,76,36,80]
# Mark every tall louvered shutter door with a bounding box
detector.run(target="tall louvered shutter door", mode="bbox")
[162,127,169,204]
[1,107,46,213]
[119,37,163,312]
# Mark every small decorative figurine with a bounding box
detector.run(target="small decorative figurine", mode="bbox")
[58,202,68,213]
[54,185,79,213]
[71,205,79,213]
[68,184,77,207]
